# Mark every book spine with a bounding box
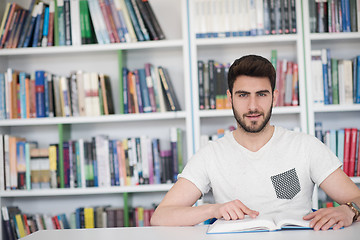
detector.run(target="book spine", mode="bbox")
[32,3,43,47]
[131,0,150,40]
[70,0,81,46]
[19,72,27,118]
[138,69,151,113]
[35,71,46,118]
[124,0,144,41]
[134,70,144,113]
[198,60,205,110]
[23,5,38,48]
[142,0,165,39]
[349,128,357,177]
[41,6,50,47]
[344,128,351,175]
[98,0,118,43]
[208,60,216,109]
[58,0,66,46]
[47,1,55,46]
[64,0,72,45]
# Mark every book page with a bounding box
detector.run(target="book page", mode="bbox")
[207,215,277,234]
[273,211,311,229]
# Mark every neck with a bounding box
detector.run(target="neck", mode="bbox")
[232,124,275,152]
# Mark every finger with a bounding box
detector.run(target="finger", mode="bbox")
[227,209,239,220]
[309,213,323,229]
[332,221,344,231]
[233,207,245,220]
[220,209,231,221]
[303,211,317,220]
[321,218,336,231]
[238,204,259,218]
[232,200,259,218]
[313,215,331,231]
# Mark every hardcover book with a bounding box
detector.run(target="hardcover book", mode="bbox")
[207,212,312,234]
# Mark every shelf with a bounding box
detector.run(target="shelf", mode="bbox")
[195,34,299,46]
[198,106,301,118]
[313,104,360,113]
[0,111,187,126]
[0,184,173,197]
[310,32,360,41]
[0,39,184,56]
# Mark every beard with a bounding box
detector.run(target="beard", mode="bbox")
[232,103,273,133]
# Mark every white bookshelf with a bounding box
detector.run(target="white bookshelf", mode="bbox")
[0,111,187,126]
[301,0,360,209]
[0,0,190,238]
[0,0,359,238]
[189,0,307,151]
[0,184,173,197]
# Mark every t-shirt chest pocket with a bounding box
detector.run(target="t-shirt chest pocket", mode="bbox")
[270,168,301,200]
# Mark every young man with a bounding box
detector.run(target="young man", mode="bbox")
[150,55,360,230]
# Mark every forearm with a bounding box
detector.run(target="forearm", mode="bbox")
[150,204,218,226]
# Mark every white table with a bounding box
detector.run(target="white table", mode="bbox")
[22,222,360,240]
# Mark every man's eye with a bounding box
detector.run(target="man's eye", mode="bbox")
[258,93,266,97]
[239,94,247,97]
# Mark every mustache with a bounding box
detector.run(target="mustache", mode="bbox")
[244,111,264,116]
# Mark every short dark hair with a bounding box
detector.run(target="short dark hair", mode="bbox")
[227,55,276,95]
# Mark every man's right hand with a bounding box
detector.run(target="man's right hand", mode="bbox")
[212,200,259,220]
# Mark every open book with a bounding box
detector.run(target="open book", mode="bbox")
[207,212,312,234]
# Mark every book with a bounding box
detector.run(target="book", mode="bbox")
[207,212,312,234]
[158,67,181,111]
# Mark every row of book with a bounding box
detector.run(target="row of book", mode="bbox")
[198,54,299,110]
[2,205,155,240]
[0,128,183,191]
[122,64,181,114]
[311,49,360,105]
[315,123,360,177]
[0,0,165,49]
[309,0,360,33]
[0,69,115,120]
[194,0,297,39]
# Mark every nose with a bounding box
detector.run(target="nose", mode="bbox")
[248,95,258,111]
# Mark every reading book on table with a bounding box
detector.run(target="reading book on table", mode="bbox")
[207,211,312,234]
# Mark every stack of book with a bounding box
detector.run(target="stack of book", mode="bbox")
[311,49,360,106]
[0,128,183,191]
[194,0,297,38]
[0,0,165,49]
[315,122,360,177]
[1,205,156,240]
[122,64,181,114]
[309,0,360,33]
[0,69,115,120]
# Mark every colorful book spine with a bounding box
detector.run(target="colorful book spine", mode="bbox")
[35,71,46,118]
[138,68,151,113]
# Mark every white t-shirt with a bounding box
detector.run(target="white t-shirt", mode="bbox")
[179,126,342,215]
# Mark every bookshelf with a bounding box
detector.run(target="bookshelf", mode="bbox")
[302,0,360,209]
[188,0,307,151]
[0,0,360,238]
[0,0,190,237]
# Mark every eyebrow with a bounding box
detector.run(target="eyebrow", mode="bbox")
[234,90,271,95]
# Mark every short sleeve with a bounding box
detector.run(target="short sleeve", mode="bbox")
[177,145,212,196]
[308,136,342,186]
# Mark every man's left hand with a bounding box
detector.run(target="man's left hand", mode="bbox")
[303,205,355,231]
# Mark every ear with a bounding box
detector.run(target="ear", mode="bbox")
[226,89,232,107]
[272,89,279,107]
